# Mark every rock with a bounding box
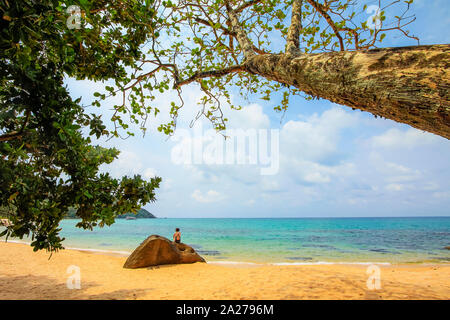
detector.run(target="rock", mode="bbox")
[445,246,450,250]
[123,235,205,269]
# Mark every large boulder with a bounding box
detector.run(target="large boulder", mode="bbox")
[123,235,205,269]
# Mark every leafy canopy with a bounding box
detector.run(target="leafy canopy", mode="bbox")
[0,0,161,252]
[85,0,418,136]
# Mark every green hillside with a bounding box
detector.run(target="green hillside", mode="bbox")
[64,208,156,219]
[117,208,156,219]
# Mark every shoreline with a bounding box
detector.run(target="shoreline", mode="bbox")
[1,241,449,299]
[3,239,449,266]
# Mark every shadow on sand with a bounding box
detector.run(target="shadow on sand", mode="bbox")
[0,274,152,300]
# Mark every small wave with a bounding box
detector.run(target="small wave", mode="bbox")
[2,240,31,245]
[197,250,221,256]
[65,247,132,256]
[207,261,261,265]
[285,257,313,261]
[271,261,392,266]
[207,259,392,266]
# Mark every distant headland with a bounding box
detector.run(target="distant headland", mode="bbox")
[64,208,156,219]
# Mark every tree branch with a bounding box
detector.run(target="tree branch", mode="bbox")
[224,0,256,60]
[193,16,268,55]
[286,0,303,55]
[306,0,345,51]
[0,109,31,142]
[174,65,246,89]
[234,0,262,14]
[0,131,23,142]
[245,45,450,139]
[193,17,233,35]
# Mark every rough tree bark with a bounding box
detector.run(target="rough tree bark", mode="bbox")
[244,44,450,139]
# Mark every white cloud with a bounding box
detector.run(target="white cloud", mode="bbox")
[143,168,157,179]
[385,183,405,192]
[384,162,412,174]
[226,103,270,129]
[368,153,422,185]
[432,191,450,199]
[245,199,256,206]
[106,150,143,177]
[283,156,356,186]
[304,172,331,184]
[187,165,220,184]
[372,128,440,149]
[162,178,173,190]
[281,107,359,162]
[191,189,225,203]
[422,182,439,191]
[261,180,281,191]
[273,107,360,186]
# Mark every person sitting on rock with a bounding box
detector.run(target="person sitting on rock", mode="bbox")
[173,228,181,244]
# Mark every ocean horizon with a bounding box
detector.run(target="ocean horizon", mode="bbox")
[2,216,450,264]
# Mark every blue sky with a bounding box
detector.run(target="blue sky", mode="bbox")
[66,0,450,217]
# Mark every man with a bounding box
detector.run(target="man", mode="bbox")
[0,219,11,227]
[173,228,181,244]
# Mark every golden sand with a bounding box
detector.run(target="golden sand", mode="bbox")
[0,242,449,300]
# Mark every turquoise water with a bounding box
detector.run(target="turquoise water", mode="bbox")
[3,217,450,264]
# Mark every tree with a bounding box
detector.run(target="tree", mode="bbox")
[0,0,448,250]
[0,0,161,252]
[87,0,448,139]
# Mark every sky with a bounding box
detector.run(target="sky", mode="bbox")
[66,0,450,218]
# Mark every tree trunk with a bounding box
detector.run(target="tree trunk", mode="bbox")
[245,44,450,139]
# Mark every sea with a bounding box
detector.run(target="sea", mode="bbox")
[2,217,450,265]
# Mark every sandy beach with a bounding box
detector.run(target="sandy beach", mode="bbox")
[0,241,449,300]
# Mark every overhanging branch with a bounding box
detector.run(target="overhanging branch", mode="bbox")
[173,64,246,89]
